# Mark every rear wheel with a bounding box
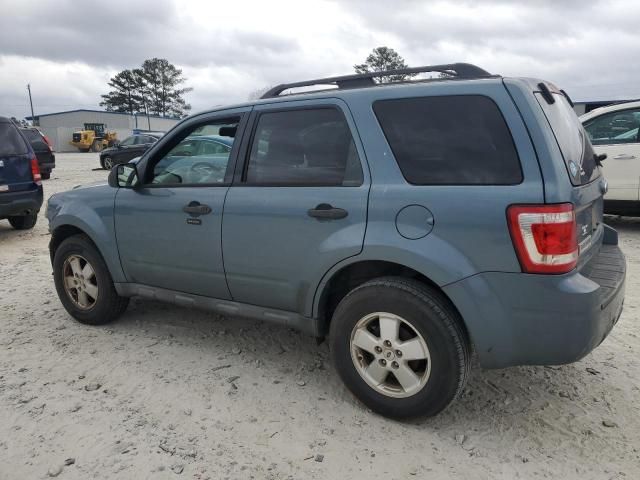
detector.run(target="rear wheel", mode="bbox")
[8,213,37,230]
[53,235,129,325]
[330,277,470,418]
[41,171,51,180]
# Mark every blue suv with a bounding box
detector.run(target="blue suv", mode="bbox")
[47,64,626,418]
[1,117,43,229]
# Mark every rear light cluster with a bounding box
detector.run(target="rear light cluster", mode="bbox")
[507,203,578,274]
[42,134,53,152]
[31,156,42,185]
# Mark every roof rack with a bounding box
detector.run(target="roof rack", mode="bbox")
[260,63,494,99]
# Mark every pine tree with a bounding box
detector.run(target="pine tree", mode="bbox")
[100,59,192,118]
[354,47,417,83]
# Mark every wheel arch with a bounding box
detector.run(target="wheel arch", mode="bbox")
[49,218,126,283]
[314,259,469,341]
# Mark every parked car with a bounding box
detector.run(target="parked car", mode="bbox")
[0,116,43,229]
[19,127,55,179]
[99,133,162,170]
[580,100,640,215]
[46,64,626,418]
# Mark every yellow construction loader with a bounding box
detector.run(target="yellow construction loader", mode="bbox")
[70,123,118,152]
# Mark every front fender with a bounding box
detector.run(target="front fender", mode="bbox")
[48,189,125,283]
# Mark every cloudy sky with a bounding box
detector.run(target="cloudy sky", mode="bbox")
[1,0,639,120]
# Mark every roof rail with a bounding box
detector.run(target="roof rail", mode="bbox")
[260,63,494,99]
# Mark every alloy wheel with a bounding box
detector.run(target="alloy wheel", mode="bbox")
[62,254,99,310]
[350,312,431,398]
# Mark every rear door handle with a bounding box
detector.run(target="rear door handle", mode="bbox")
[183,201,212,216]
[613,154,636,160]
[308,203,348,220]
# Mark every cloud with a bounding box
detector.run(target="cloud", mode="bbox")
[0,0,638,120]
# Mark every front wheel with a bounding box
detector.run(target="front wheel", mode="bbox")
[102,156,114,170]
[53,235,129,325]
[329,277,470,418]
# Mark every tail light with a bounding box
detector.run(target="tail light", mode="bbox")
[42,134,53,151]
[507,203,578,274]
[31,156,42,185]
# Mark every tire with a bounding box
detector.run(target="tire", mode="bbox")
[102,156,114,170]
[8,213,37,230]
[329,277,470,419]
[41,171,51,180]
[53,234,129,325]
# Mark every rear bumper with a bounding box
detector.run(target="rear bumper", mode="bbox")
[0,187,43,218]
[40,161,55,173]
[444,233,626,369]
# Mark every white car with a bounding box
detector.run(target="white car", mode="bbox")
[581,100,640,215]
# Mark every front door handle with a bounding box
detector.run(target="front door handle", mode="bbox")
[308,203,348,220]
[613,154,636,160]
[183,201,212,216]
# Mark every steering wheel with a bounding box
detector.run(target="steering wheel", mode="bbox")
[191,162,223,173]
[190,162,224,177]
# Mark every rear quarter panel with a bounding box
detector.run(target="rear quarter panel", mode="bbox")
[332,80,544,281]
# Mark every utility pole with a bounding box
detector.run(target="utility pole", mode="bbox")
[27,84,36,125]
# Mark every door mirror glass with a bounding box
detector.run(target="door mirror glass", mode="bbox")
[109,163,139,188]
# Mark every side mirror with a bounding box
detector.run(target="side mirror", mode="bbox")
[108,163,139,188]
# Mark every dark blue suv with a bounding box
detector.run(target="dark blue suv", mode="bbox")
[46,64,626,418]
[0,117,43,230]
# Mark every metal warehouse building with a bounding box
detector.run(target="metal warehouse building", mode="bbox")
[27,109,181,152]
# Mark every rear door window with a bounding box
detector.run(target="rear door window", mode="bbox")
[21,129,47,150]
[245,108,363,186]
[0,122,28,155]
[534,91,600,185]
[373,95,522,185]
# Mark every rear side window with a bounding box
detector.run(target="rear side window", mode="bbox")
[535,92,600,186]
[0,122,28,155]
[245,108,363,186]
[373,95,522,185]
[21,129,47,149]
[21,129,40,142]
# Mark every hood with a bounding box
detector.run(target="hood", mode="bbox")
[47,181,116,227]
[72,180,108,190]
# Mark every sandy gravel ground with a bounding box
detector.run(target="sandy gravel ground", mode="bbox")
[1,153,639,480]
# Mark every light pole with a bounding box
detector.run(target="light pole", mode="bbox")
[27,84,36,125]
